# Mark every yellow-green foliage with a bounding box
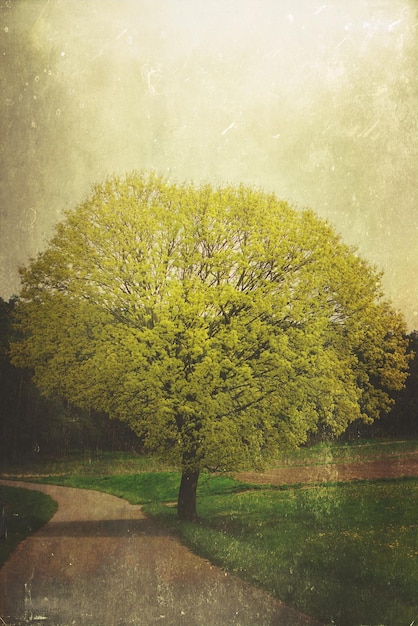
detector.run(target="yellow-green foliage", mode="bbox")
[11,172,410,473]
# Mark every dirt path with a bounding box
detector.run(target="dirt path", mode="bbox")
[236,450,418,485]
[0,481,320,626]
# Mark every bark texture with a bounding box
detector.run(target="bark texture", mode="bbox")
[177,468,199,522]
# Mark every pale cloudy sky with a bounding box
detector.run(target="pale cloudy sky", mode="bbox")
[1,0,417,328]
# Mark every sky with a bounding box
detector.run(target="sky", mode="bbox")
[1,0,417,329]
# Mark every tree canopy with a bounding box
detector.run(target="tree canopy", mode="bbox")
[11,171,410,519]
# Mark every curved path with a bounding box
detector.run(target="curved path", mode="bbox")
[0,481,320,626]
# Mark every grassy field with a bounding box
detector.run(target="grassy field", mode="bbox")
[1,439,418,625]
[146,478,418,626]
[0,485,57,568]
[275,438,418,466]
[1,438,415,478]
[0,450,171,477]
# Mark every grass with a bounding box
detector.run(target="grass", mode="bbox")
[145,478,418,626]
[0,450,173,478]
[2,440,418,625]
[2,438,416,478]
[32,471,253,504]
[275,437,418,467]
[19,469,418,626]
[0,485,58,568]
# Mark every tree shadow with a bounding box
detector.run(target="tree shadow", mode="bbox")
[36,516,168,538]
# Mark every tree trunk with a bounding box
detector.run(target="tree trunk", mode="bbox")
[177,467,200,522]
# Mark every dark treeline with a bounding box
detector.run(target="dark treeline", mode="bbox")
[1,297,417,464]
[310,329,418,443]
[355,329,418,439]
[0,298,141,464]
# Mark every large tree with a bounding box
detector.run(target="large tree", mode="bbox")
[11,172,410,520]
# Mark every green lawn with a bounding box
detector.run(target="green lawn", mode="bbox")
[0,450,172,477]
[2,440,418,625]
[275,437,418,466]
[32,471,252,504]
[0,485,57,568]
[2,438,416,478]
[145,478,418,626]
[21,470,418,626]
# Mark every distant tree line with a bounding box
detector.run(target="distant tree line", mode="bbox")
[346,330,418,440]
[1,291,416,466]
[309,330,417,443]
[0,297,141,464]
